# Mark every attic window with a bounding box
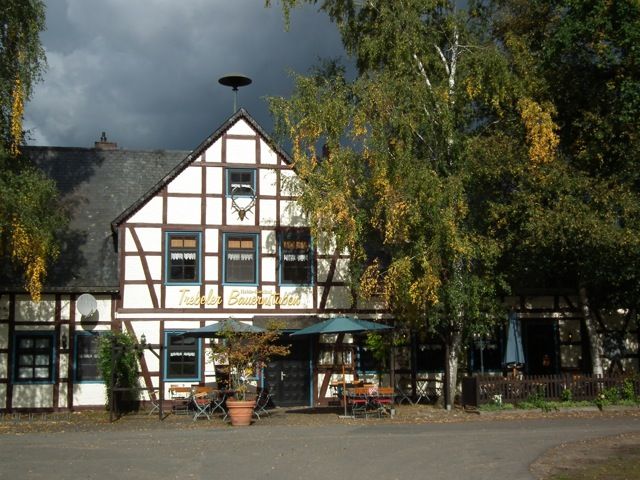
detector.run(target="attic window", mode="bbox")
[226,169,255,197]
[166,232,201,284]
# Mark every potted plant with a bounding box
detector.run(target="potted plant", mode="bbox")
[210,321,289,426]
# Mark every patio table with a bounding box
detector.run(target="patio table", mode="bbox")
[348,385,393,418]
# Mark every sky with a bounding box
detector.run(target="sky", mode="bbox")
[23,0,349,151]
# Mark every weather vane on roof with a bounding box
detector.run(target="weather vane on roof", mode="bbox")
[218,74,252,113]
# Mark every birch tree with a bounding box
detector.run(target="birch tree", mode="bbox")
[0,0,65,300]
[269,0,517,408]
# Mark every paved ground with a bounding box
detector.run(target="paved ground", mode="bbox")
[1,407,639,479]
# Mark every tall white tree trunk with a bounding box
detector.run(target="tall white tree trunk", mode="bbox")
[579,286,604,376]
[444,327,462,410]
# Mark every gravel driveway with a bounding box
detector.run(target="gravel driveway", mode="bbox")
[1,406,639,479]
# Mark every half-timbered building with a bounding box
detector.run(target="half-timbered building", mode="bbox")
[0,109,386,412]
[0,109,637,413]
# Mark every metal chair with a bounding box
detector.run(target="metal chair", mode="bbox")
[350,387,370,418]
[192,389,213,421]
[147,389,160,416]
[394,379,414,405]
[169,385,192,415]
[210,390,228,416]
[373,387,394,417]
[253,388,273,419]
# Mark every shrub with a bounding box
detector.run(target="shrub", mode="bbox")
[621,378,637,402]
[561,388,573,403]
[97,331,141,412]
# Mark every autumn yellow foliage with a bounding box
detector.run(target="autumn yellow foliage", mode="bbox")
[10,76,24,157]
[518,98,559,165]
[11,218,46,301]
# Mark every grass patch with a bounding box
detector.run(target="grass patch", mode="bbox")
[517,400,594,411]
[548,445,640,479]
[478,402,515,412]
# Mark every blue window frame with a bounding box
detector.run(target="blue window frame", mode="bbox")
[279,229,313,285]
[226,168,255,197]
[165,231,201,285]
[13,332,55,383]
[223,233,259,285]
[164,331,201,382]
[74,332,103,383]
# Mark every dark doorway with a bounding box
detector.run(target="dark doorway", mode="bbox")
[264,335,310,407]
[523,321,558,375]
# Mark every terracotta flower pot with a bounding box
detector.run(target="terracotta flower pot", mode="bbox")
[226,399,255,426]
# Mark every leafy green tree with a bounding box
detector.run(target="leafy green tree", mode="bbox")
[0,0,65,300]
[490,0,640,375]
[268,0,522,407]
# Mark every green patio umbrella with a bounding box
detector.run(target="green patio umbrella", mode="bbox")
[291,316,392,417]
[290,317,392,337]
[179,318,266,337]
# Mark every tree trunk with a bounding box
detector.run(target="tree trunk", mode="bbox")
[579,286,604,376]
[444,327,462,410]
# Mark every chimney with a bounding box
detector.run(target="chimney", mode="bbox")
[94,131,118,150]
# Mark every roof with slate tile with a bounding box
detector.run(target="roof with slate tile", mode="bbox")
[1,147,189,292]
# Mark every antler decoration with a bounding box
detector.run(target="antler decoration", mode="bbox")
[230,185,256,220]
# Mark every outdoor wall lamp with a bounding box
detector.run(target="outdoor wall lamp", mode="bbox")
[140,333,147,346]
[61,333,68,349]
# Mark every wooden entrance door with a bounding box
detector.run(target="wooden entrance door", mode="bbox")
[524,321,558,375]
[264,336,310,407]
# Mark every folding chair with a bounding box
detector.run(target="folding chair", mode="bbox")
[415,379,431,404]
[374,387,394,417]
[147,389,160,416]
[192,391,212,421]
[253,388,273,419]
[169,385,192,415]
[210,390,227,416]
[394,379,414,405]
[350,387,370,418]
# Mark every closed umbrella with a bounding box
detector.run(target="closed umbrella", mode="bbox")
[503,311,525,375]
[291,316,392,417]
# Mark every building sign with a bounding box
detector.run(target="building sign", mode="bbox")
[178,288,301,307]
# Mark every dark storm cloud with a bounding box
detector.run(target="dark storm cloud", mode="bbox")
[24,0,348,150]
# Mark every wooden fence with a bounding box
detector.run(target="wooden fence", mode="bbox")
[461,374,640,407]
